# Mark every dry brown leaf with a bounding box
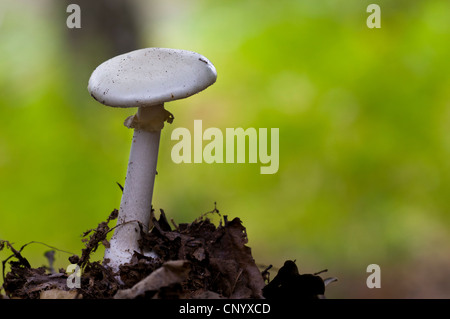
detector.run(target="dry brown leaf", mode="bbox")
[114,260,190,299]
[40,289,80,299]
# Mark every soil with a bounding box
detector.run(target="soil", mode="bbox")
[0,206,336,299]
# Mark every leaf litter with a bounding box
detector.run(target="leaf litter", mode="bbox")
[0,205,336,299]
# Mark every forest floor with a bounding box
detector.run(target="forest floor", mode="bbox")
[0,206,335,299]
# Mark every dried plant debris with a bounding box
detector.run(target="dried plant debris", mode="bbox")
[79,208,119,268]
[0,206,336,299]
[0,210,121,299]
[262,260,338,299]
[0,240,74,299]
[118,207,265,298]
[114,260,191,299]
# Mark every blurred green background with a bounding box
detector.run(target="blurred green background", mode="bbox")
[1,0,450,298]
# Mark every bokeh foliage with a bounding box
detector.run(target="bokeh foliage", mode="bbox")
[1,0,450,297]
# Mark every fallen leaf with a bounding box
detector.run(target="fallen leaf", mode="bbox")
[114,260,190,299]
[40,289,80,299]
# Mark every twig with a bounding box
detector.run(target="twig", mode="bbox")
[170,218,179,230]
[231,268,244,295]
[314,269,328,276]
[261,264,273,283]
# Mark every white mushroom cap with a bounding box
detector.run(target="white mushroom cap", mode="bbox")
[88,47,217,108]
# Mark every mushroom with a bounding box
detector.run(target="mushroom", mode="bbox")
[87,48,217,273]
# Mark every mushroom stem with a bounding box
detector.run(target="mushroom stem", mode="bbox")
[104,104,166,273]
